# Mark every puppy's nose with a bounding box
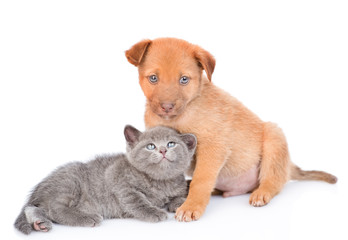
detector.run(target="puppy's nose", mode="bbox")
[160,103,175,113]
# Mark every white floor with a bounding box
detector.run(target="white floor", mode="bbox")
[1,1,347,240]
[5,179,347,240]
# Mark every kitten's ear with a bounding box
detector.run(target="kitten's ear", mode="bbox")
[180,134,197,151]
[124,125,142,146]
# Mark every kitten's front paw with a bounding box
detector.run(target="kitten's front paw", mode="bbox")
[80,214,103,227]
[144,208,168,222]
[33,220,52,232]
[168,197,186,213]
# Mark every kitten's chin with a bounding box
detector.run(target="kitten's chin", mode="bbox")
[147,163,181,180]
[152,158,174,167]
[159,157,174,163]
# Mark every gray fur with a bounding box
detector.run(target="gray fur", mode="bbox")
[14,125,196,234]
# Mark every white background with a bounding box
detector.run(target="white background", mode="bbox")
[1,1,347,239]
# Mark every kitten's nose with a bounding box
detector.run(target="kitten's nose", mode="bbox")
[160,102,175,113]
[159,147,167,156]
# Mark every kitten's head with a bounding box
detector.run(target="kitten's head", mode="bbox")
[124,125,196,180]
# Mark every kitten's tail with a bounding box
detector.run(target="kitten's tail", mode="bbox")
[290,164,337,184]
[14,205,32,235]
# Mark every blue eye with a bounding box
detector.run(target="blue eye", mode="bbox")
[179,76,189,85]
[146,143,156,150]
[167,142,176,148]
[149,75,158,84]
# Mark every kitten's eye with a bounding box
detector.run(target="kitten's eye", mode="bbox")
[148,75,158,84]
[167,142,176,148]
[179,76,189,85]
[146,143,156,150]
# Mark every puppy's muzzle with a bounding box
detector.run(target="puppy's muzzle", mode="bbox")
[160,102,175,113]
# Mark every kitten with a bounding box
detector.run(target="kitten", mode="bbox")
[14,125,196,234]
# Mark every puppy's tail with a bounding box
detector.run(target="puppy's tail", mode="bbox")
[290,164,337,184]
[14,206,32,235]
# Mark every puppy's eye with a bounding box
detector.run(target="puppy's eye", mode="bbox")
[179,76,190,85]
[167,142,176,148]
[148,75,158,84]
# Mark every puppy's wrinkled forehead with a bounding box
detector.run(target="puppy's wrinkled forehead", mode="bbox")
[126,38,215,81]
[140,39,197,71]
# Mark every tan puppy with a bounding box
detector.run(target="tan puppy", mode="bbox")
[125,38,337,222]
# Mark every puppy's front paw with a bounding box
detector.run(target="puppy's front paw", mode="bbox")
[175,202,205,222]
[249,189,272,207]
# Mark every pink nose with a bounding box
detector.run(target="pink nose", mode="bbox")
[160,103,175,113]
[159,147,167,156]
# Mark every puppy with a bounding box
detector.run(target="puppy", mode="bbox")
[125,38,337,222]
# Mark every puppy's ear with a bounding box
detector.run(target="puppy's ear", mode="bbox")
[125,39,152,66]
[194,47,216,81]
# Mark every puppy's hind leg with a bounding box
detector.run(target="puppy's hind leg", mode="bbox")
[249,122,291,207]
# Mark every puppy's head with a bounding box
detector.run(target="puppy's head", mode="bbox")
[125,38,215,120]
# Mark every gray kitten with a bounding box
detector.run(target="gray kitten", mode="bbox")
[14,125,196,234]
